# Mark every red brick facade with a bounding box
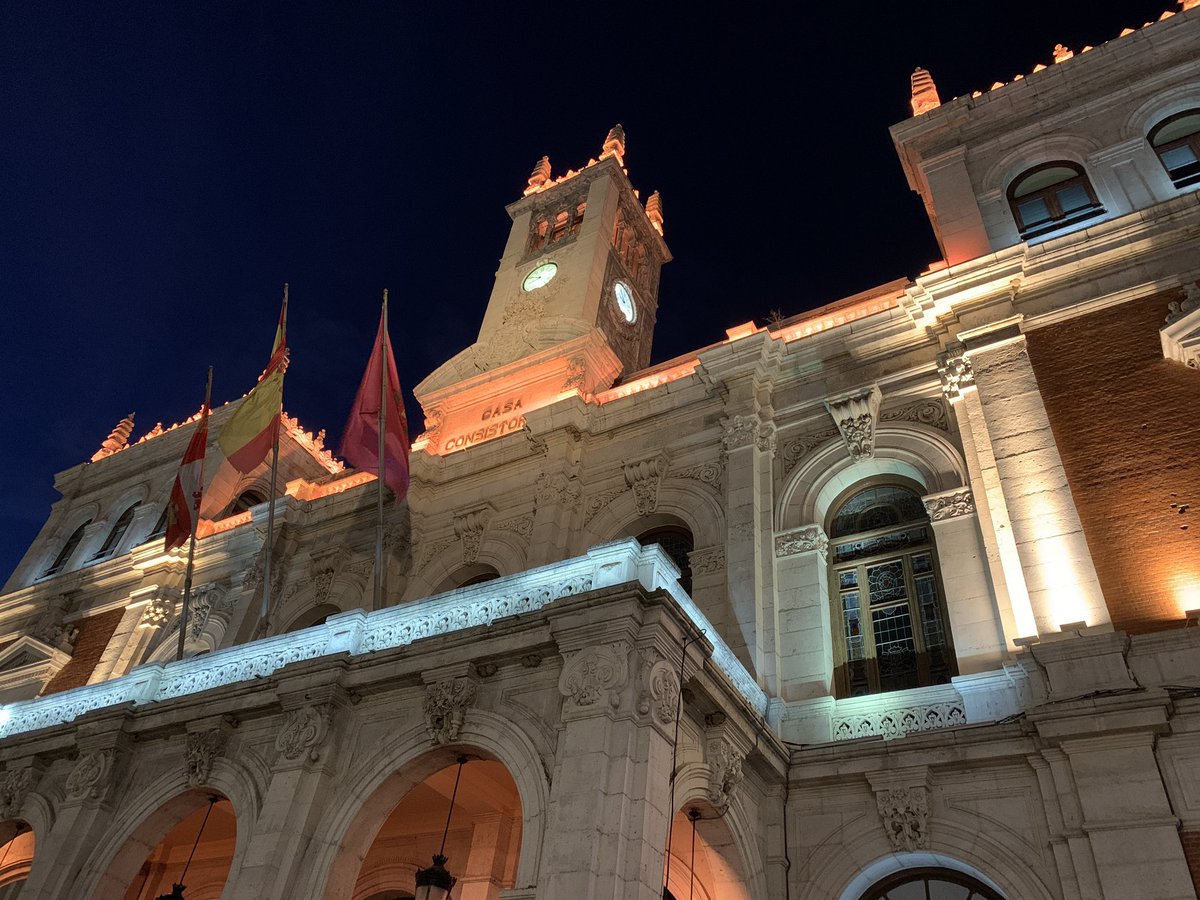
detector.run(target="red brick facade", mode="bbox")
[1025,290,1200,633]
[1182,831,1200,897]
[41,608,124,696]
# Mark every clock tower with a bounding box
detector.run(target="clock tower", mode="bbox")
[414,126,672,456]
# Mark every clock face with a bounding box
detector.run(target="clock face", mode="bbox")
[522,262,558,292]
[614,281,637,324]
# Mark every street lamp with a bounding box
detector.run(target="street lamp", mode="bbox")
[414,756,468,900]
[155,796,217,900]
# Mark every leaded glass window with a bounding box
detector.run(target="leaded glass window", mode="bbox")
[861,867,1005,900]
[830,484,956,697]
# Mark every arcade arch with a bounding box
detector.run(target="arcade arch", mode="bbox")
[662,800,752,900]
[0,821,33,898]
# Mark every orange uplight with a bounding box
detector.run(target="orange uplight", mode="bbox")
[286,470,376,501]
[197,511,253,539]
[772,294,899,344]
[593,359,699,404]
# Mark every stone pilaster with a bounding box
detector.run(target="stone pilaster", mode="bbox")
[773,525,832,701]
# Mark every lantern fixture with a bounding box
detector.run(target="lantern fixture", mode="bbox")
[414,755,468,900]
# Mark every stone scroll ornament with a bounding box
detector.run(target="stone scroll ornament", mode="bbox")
[186,728,229,787]
[637,649,681,726]
[274,704,331,763]
[65,750,113,801]
[558,643,630,711]
[423,678,478,745]
[922,489,975,521]
[0,769,34,819]
[824,386,882,462]
[876,787,930,851]
[706,737,745,810]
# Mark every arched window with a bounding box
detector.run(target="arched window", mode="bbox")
[637,525,694,594]
[229,489,266,516]
[1007,161,1102,239]
[92,503,139,560]
[1149,109,1200,188]
[861,867,1005,900]
[42,520,90,577]
[828,484,956,697]
[148,504,169,541]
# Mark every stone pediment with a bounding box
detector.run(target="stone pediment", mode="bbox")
[0,636,72,693]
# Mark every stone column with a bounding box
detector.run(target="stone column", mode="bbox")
[920,488,1007,673]
[526,469,582,569]
[539,612,680,900]
[222,680,348,900]
[773,525,832,702]
[721,411,777,691]
[457,812,513,900]
[942,329,1107,636]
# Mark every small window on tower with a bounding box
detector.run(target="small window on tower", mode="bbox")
[529,217,548,253]
[569,202,586,236]
[42,521,91,578]
[1007,161,1102,239]
[1149,110,1200,189]
[92,503,139,560]
[550,210,569,244]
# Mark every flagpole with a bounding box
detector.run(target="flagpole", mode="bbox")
[375,289,388,611]
[260,283,288,635]
[179,366,214,662]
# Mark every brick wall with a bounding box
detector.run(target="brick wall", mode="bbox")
[1025,290,1200,633]
[41,607,124,695]
[1182,831,1200,897]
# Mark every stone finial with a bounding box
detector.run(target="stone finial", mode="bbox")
[910,68,941,116]
[524,156,552,195]
[91,413,136,462]
[1052,44,1074,63]
[601,124,626,163]
[645,190,664,236]
[1183,0,1200,12]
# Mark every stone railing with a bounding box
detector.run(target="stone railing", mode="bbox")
[0,540,767,740]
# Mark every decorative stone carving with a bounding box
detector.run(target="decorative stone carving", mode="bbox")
[493,514,534,539]
[623,453,669,516]
[535,473,582,512]
[454,507,494,566]
[910,67,941,116]
[0,768,34,819]
[880,398,949,432]
[875,787,930,851]
[525,155,551,193]
[33,594,77,653]
[562,356,587,392]
[774,525,828,558]
[1167,283,1200,324]
[645,190,664,236]
[824,385,882,461]
[674,460,723,494]
[780,427,841,474]
[309,547,351,605]
[139,592,174,629]
[415,537,457,573]
[722,415,776,454]
[689,546,725,576]
[274,704,331,762]
[923,489,975,521]
[383,523,411,554]
[638,649,680,726]
[91,412,136,462]
[186,727,229,786]
[558,643,629,711]
[706,737,745,809]
[188,584,232,641]
[583,487,627,526]
[1162,283,1200,369]
[65,749,113,801]
[833,700,965,741]
[937,348,975,401]
[423,677,478,744]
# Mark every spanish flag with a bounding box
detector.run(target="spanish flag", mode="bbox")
[219,289,288,474]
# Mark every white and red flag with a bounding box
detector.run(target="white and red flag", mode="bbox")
[165,394,211,552]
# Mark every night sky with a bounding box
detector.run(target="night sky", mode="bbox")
[0,1,1173,581]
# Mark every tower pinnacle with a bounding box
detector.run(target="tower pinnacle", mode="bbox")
[601,124,626,164]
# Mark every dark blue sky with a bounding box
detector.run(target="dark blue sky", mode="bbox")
[0,1,1170,580]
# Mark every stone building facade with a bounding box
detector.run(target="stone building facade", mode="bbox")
[1,7,1200,900]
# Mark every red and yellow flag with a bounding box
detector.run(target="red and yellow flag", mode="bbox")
[165,401,210,551]
[219,291,288,474]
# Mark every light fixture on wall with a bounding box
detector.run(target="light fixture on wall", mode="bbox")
[414,755,468,900]
[156,796,217,900]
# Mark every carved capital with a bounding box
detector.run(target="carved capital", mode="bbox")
[558,643,629,713]
[423,677,478,745]
[0,767,35,819]
[65,750,113,801]
[535,473,583,513]
[875,787,931,851]
[937,347,975,402]
[705,736,745,810]
[623,452,669,517]
[274,704,332,763]
[824,385,882,461]
[774,525,829,558]
[721,414,775,454]
[922,488,975,521]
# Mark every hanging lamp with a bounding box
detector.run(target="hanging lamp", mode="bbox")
[156,796,218,900]
[414,756,468,900]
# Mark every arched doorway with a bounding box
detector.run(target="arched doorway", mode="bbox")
[0,821,34,898]
[350,757,521,900]
[662,802,750,900]
[117,794,236,900]
[861,866,1005,899]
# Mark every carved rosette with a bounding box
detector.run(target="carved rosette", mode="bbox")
[65,750,113,801]
[423,678,478,745]
[922,489,975,521]
[274,704,331,763]
[637,649,680,726]
[824,386,882,462]
[689,546,726,576]
[186,728,229,787]
[0,768,34,819]
[706,737,745,810]
[774,525,829,558]
[558,643,630,712]
[624,453,668,517]
[937,349,975,402]
[875,787,930,851]
[722,415,775,455]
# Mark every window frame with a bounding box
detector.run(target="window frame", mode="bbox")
[861,866,1005,900]
[91,503,139,561]
[826,482,958,698]
[1006,161,1103,239]
[42,520,91,578]
[1148,109,1200,189]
